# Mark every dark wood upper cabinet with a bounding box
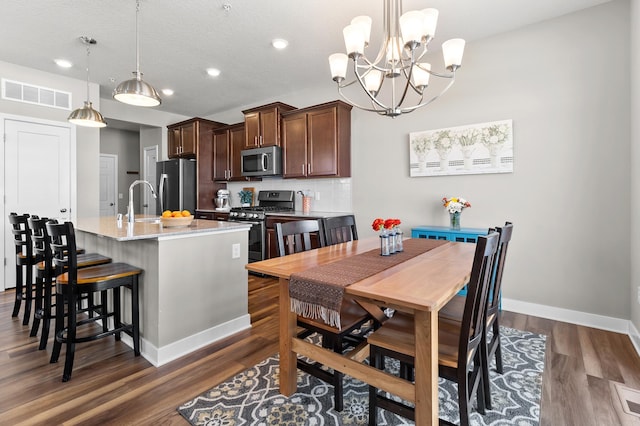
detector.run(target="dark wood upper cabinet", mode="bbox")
[243,102,296,149]
[168,117,225,159]
[281,100,352,179]
[171,118,227,210]
[212,123,246,182]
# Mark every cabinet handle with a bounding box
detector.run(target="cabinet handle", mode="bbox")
[259,135,263,146]
[228,169,232,179]
[307,163,311,174]
[301,164,305,174]
[254,136,258,145]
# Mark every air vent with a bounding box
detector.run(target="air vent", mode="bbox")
[614,382,640,418]
[1,78,71,110]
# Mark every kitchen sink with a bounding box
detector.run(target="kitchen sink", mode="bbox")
[134,217,161,224]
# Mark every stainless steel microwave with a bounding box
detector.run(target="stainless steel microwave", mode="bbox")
[241,146,282,177]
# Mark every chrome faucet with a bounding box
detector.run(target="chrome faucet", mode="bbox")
[128,180,158,223]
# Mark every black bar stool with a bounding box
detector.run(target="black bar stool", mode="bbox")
[28,217,112,350]
[47,221,142,382]
[8,213,37,326]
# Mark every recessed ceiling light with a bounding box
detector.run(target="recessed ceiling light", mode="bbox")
[272,39,289,49]
[162,89,174,96]
[55,59,73,68]
[206,68,221,77]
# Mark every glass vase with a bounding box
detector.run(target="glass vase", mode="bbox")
[449,212,461,230]
[380,230,390,256]
[394,227,404,252]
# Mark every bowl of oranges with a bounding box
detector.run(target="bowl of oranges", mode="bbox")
[160,210,194,227]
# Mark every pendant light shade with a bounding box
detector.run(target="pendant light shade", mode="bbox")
[68,36,107,128]
[68,101,107,127]
[114,71,161,107]
[113,0,161,107]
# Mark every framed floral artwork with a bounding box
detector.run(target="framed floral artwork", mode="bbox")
[409,119,513,177]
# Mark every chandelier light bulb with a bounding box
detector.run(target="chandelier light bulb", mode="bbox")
[350,16,372,47]
[442,38,466,71]
[329,53,348,82]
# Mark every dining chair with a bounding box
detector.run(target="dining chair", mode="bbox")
[322,215,358,245]
[439,221,513,409]
[47,220,142,382]
[367,231,500,426]
[275,219,378,411]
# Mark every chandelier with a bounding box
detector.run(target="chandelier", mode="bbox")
[328,0,465,118]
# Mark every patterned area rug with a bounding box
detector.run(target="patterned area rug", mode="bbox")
[178,327,546,425]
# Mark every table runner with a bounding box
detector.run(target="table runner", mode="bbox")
[289,238,447,329]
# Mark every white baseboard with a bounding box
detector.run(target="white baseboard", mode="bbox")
[120,314,252,367]
[629,321,640,357]
[502,298,629,333]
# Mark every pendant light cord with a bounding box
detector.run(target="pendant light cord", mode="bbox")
[135,0,141,77]
[85,43,91,103]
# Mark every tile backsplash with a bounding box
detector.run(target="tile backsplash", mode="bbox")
[227,178,352,212]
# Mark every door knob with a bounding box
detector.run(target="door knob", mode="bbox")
[143,203,148,207]
[110,203,115,206]
[60,208,67,213]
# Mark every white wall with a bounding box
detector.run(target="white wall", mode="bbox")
[0,60,100,218]
[210,1,632,321]
[630,0,640,331]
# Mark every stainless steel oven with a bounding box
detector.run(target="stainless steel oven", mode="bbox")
[227,190,294,263]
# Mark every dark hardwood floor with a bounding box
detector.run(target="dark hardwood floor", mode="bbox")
[1,275,640,425]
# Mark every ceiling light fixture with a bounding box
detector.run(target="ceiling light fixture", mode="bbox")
[272,38,288,49]
[113,0,161,107]
[162,89,174,96]
[68,36,107,128]
[328,0,465,118]
[55,59,73,68]
[206,68,221,77]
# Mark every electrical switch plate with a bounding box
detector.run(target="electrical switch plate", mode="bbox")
[232,243,241,259]
[315,191,320,201]
[118,193,123,199]
[637,286,640,304]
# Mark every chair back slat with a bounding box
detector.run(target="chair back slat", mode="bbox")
[46,221,78,284]
[8,213,32,257]
[323,215,358,245]
[486,222,513,319]
[460,231,499,369]
[275,219,325,256]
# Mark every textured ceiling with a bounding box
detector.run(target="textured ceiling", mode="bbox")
[0,0,610,121]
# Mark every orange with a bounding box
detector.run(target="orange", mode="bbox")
[162,210,172,218]
[181,210,191,217]
[172,211,182,217]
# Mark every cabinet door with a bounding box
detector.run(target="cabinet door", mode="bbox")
[168,127,181,158]
[196,128,215,209]
[212,129,230,181]
[181,122,197,156]
[307,107,338,177]
[281,113,308,178]
[244,112,260,148]
[229,125,245,181]
[259,109,279,147]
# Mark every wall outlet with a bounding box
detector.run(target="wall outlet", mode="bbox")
[637,286,640,304]
[232,243,241,259]
[118,193,123,199]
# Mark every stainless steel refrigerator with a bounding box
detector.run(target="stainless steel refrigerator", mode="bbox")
[156,159,196,213]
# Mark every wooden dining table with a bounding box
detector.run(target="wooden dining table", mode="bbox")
[246,237,476,425]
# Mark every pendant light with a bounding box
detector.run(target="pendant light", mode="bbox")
[113,0,161,107]
[68,36,107,128]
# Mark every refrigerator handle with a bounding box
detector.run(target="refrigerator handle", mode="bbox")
[159,173,168,213]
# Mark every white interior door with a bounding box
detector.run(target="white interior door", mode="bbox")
[99,154,117,216]
[143,146,158,216]
[3,118,71,289]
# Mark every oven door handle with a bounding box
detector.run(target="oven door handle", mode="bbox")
[229,219,262,225]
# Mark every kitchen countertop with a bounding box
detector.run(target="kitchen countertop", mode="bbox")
[76,216,251,242]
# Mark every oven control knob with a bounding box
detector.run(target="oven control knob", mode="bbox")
[251,213,258,219]
[240,212,246,218]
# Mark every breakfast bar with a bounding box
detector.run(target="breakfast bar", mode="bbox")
[74,216,252,366]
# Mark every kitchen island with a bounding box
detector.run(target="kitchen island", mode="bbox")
[74,217,252,366]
